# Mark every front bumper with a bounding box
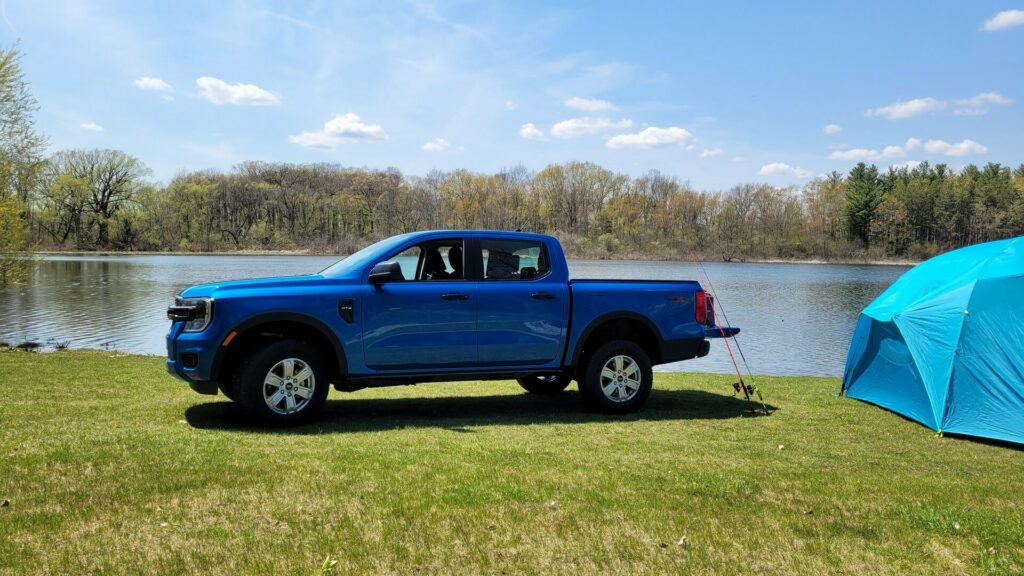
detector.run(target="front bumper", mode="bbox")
[165,320,221,387]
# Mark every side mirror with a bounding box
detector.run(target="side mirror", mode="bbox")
[369,261,404,283]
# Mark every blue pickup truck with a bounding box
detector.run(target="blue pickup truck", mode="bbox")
[167,230,739,424]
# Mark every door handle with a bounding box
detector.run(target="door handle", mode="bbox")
[441,292,470,301]
[531,292,556,300]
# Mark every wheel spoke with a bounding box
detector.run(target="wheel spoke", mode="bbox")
[601,367,617,381]
[285,394,297,412]
[623,378,640,391]
[624,361,639,378]
[614,356,623,372]
[268,389,285,407]
[293,366,313,384]
[265,373,284,388]
[602,382,618,397]
[294,385,312,399]
[282,359,295,378]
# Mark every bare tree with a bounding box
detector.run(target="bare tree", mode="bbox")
[45,149,150,247]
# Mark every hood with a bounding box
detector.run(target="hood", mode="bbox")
[180,274,333,298]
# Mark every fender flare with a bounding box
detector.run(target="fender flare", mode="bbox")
[569,311,665,367]
[211,311,348,380]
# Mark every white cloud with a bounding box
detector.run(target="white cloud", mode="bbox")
[519,123,544,140]
[699,147,723,158]
[732,156,745,162]
[881,145,906,158]
[916,138,988,157]
[133,76,172,92]
[953,92,1012,115]
[983,9,1024,31]
[564,96,617,112]
[759,162,811,178]
[133,76,173,100]
[605,126,694,149]
[80,122,104,132]
[829,137,987,161]
[829,148,883,161]
[888,160,922,171]
[421,138,451,152]
[865,97,945,120]
[551,117,633,139]
[196,76,280,106]
[822,123,842,134]
[504,100,518,111]
[288,113,387,150]
[866,92,1011,119]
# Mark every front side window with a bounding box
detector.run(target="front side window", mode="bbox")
[384,240,465,281]
[480,238,549,280]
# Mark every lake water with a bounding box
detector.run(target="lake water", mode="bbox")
[0,255,908,377]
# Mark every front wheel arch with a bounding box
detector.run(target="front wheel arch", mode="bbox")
[213,312,348,387]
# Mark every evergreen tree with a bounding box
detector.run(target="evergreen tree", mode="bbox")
[844,163,882,245]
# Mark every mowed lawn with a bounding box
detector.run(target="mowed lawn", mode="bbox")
[1,351,1022,575]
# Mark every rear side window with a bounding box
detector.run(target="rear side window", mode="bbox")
[480,238,549,280]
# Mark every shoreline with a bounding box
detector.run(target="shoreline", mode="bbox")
[30,250,921,266]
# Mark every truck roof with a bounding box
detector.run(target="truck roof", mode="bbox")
[403,229,557,241]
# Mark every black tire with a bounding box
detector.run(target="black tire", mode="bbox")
[218,381,238,401]
[578,339,653,414]
[517,374,573,395]
[234,339,330,426]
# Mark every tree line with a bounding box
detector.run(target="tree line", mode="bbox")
[3,44,1024,290]
[25,155,1024,261]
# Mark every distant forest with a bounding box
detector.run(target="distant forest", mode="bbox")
[4,45,1024,277]
[24,155,1024,262]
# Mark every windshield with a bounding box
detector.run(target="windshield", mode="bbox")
[319,233,414,278]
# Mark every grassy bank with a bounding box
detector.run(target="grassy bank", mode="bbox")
[1,351,1021,575]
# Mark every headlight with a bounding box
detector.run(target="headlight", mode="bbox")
[168,297,214,332]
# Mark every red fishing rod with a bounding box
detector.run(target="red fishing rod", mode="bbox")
[686,247,769,416]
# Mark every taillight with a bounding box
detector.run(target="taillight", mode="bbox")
[695,290,707,324]
[705,295,715,326]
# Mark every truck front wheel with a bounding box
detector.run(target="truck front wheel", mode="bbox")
[235,339,330,426]
[578,340,653,414]
[517,374,573,395]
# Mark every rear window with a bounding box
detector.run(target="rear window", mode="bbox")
[479,238,549,280]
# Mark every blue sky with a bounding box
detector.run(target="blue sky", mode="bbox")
[3,1,1024,189]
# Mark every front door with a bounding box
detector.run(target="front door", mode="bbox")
[361,239,477,370]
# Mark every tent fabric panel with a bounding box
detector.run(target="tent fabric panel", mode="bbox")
[976,237,1024,280]
[940,276,1024,444]
[842,314,873,392]
[894,280,975,422]
[863,239,1006,320]
[843,317,938,430]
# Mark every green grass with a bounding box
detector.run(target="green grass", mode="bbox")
[1,350,1022,575]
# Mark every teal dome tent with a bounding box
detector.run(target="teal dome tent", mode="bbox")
[842,236,1024,445]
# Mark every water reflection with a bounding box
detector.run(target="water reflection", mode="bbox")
[0,255,907,376]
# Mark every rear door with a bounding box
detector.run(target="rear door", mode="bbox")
[361,238,478,370]
[473,237,568,366]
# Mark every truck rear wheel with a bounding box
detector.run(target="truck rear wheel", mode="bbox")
[578,340,653,414]
[235,339,329,426]
[517,374,573,395]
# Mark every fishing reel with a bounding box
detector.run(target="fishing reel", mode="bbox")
[732,382,755,397]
